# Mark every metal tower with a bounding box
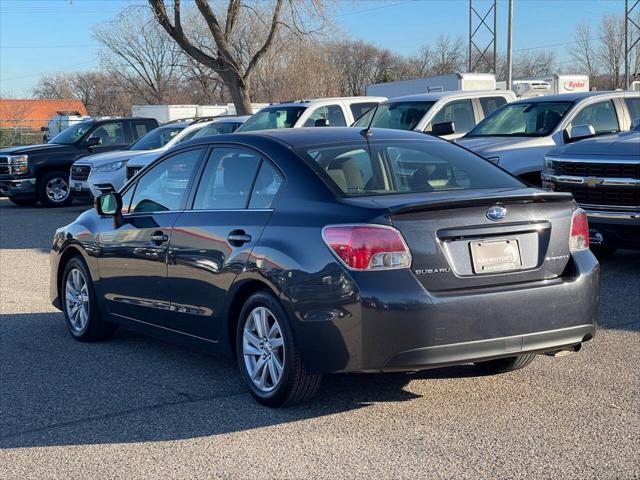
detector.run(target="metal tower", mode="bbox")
[625,0,640,88]
[468,0,497,73]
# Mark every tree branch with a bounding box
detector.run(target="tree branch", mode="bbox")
[244,0,284,81]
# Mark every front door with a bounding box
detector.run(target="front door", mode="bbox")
[167,147,284,340]
[97,147,204,326]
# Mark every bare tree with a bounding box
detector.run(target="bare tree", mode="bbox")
[513,50,556,78]
[33,74,75,99]
[94,7,184,104]
[570,24,599,88]
[431,35,466,75]
[598,15,625,89]
[148,0,328,114]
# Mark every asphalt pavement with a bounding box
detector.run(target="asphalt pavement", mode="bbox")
[0,197,638,479]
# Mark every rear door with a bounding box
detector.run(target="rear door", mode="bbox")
[166,146,284,340]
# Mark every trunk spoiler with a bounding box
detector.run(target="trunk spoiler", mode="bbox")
[386,191,573,215]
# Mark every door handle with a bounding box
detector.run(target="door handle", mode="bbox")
[228,230,252,246]
[150,231,169,245]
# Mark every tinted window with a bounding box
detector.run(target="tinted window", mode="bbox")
[350,102,378,122]
[132,121,153,140]
[192,122,243,138]
[129,149,202,213]
[303,105,347,127]
[129,125,185,150]
[625,98,640,123]
[176,128,202,144]
[298,140,521,196]
[570,100,619,134]
[353,101,435,131]
[89,122,127,146]
[193,148,261,210]
[237,106,306,132]
[249,161,284,209]
[479,96,508,116]
[49,121,93,145]
[467,101,573,137]
[427,99,476,134]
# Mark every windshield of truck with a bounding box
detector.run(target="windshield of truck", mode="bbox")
[352,101,435,131]
[49,121,93,145]
[466,101,574,137]
[236,106,307,132]
[129,125,185,150]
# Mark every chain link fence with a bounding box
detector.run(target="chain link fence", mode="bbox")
[0,120,49,148]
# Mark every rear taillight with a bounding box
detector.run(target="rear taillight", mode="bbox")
[322,225,411,270]
[570,208,589,252]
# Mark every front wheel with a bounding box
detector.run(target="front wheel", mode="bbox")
[236,291,322,407]
[38,171,72,207]
[62,257,115,341]
[474,353,536,374]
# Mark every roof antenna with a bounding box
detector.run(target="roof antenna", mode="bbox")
[359,104,378,138]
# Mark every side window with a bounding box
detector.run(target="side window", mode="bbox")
[249,161,284,209]
[132,121,152,140]
[304,105,347,127]
[193,148,261,210]
[350,102,377,122]
[625,98,640,123]
[479,96,507,116]
[427,99,476,134]
[176,128,201,144]
[129,149,202,213]
[89,122,127,146]
[570,100,619,135]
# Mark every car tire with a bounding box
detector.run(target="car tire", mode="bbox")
[38,171,72,207]
[61,256,115,342]
[474,353,536,374]
[8,196,37,206]
[236,290,322,407]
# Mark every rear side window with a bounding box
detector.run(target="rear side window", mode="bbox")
[132,121,153,140]
[479,96,508,116]
[350,102,378,122]
[427,99,476,134]
[304,105,347,127]
[298,140,522,196]
[249,161,284,209]
[193,148,261,210]
[570,100,619,135]
[625,98,640,123]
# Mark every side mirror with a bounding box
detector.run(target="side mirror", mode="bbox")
[631,118,640,130]
[86,136,102,148]
[430,122,455,136]
[95,192,124,227]
[566,124,595,143]
[314,118,330,127]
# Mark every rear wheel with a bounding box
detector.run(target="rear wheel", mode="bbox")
[38,171,72,207]
[474,353,536,374]
[236,291,322,407]
[8,196,37,206]
[62,257,115,341]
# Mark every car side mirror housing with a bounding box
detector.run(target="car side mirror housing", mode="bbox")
[631,118,640,130]
[430,122,455,136]
[566,124,595,143]
[86,136,102,148]
[314,118,330,127]
[95,192,124,227]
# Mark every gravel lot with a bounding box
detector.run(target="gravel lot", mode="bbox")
[1,197,638,479]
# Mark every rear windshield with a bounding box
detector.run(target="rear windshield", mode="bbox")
[353,101,435,131]
[297,139,522,196]
[237,106,306,132]
[466,101,574,137]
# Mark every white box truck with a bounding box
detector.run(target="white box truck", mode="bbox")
[497,74,590,98]
[365,73,496,98]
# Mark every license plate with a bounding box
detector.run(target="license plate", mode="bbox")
[470,238,522,274]
[73,182,83,191]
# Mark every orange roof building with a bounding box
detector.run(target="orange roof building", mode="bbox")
[0,99,88,129]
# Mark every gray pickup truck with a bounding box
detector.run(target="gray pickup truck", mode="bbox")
[542,122,640,254]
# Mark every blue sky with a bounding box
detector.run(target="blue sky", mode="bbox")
[0,0,626,97]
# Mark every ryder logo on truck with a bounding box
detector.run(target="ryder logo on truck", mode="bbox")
[563,80,587,91]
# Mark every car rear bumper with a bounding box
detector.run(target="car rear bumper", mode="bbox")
[295,250,600,374]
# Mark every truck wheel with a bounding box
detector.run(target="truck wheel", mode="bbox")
[8,196,37,206]
[38,171,72,207]
[236,291,322,407]
[474,353,536,374]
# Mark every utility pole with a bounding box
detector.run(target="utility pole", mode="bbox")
[506,0,513,90]
[468,0,497,73]
[625,0,640,89]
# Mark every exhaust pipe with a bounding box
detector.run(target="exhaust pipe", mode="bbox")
[544,343,582,357]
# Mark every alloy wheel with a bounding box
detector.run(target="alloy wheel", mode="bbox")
[65,267,90,333]
[46,176,70,202]
[242,306,285,393]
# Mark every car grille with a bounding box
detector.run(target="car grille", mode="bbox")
[71,165,91,181]
[550,160,640,179]
[553,183,640,207]
[0,157,9,175]
[127,166,142,180]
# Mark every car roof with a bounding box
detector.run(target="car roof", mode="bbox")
[181,127,444,149]
[262,97,387,108]
[210,115,251,123]
[510,90,634,104]
[385,90,514,103]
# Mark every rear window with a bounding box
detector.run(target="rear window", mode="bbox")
[297,140,522,197]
